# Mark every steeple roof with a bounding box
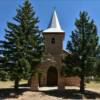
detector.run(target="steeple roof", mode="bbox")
[43,10,64,33]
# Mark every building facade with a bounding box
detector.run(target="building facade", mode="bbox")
[31,10,80,90]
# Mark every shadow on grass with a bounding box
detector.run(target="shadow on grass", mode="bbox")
[17,83,29,87]
[0,88,29,99]
[0,83,29,99]
[0,87,100,99]
[42,89,100,99]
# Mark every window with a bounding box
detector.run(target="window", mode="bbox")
[51,37,55,44]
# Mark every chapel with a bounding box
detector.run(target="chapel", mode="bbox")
[31,10,80,90]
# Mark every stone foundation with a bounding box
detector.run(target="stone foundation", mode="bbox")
[30,72,80,91]
[30,74,39,91]
[63,76,80,86]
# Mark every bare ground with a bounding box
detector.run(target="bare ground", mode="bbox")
[0,81,100,100]
[0,87,100,100]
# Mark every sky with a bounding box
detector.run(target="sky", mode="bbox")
[0,0,100,50]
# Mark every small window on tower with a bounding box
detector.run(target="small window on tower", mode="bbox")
[51,37,55,44]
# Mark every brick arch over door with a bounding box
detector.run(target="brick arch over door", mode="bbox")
[47,67,58,86]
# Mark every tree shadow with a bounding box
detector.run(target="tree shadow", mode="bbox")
[0,83,30,100]
[17,83,29,87]
[0,88,29,99]
[42,89,100,99]
[84,90,100,99]
[0,87,100,99]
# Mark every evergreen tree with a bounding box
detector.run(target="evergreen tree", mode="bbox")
[0,0,43,90]
[64,11,99,94]
[0,44,9,81]
[95,46,100,78]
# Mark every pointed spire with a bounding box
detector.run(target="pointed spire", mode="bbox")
[43,10,64,33]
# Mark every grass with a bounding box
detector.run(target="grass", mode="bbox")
[0,80,28,99]
[86,81,100,90]
[0,80,100,99]
[0,80,27,89]
[0,80,100,89]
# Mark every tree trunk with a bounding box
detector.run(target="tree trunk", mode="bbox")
[14,77,19,91]
[80,74,85,94]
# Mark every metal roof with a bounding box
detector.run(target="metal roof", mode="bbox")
[43,10,64,33]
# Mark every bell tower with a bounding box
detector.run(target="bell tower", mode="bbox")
[43,10,65,55]
[31,10,80,91]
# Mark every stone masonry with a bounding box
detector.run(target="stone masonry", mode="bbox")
[30,10,80,91]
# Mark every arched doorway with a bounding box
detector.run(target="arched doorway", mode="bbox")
[47,67,58,86]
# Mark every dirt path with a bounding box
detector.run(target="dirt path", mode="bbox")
[4,87,100,100]
[6,91,65,100]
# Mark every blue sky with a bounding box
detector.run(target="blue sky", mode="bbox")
[0,0,100,49]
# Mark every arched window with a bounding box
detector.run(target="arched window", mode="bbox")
[51,37,55,44]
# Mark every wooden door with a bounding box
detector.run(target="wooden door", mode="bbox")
[47,67,58,86]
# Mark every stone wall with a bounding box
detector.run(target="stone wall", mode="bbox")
[63,76,80,86]
[30,30,80,90]
[43,33,64,55]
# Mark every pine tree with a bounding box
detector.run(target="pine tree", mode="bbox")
[0,0,43,90]
[0,43,9,81]
[64,11,99,94]
[95,45,100,78]
[0,56,9,81]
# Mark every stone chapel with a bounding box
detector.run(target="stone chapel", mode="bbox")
[31,10,80,90]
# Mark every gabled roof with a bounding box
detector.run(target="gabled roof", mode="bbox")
[43,10,64,33]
